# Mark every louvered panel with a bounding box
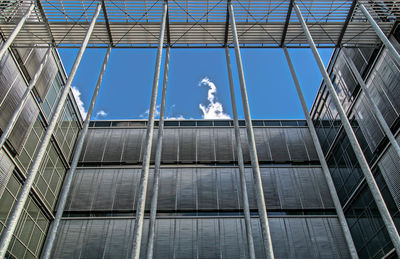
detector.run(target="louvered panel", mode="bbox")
[197,168,217,210]
[68,169,97,211]
[52,220,86,258]
[327,218,351,258]
[268,128,290,162]
[244,168,257,209]
[20,48,57,100]
[251,218,267,259]
[103,219,132,258]
[154,219,174,258]
[178,128,196,163]
[307,218,337,258]
[0,52,38,153]
[285,128,309,162]
[239,128,250,162]
[269,218,290,259]
[92,169,117,210]
[82,129,107,162]
[79,133,90,162]
[285,218,313,258]
[302,128,319,161]
[176,168,196,210]
[260,168,280,209]
[114,169,136,210]
[276,168,301,209]
[122,128,145,164]
[197,128,215,162]
[131,169,142,211]
[313,168,334,209]
[254,128,272,162]
[215,128,234,162]
[8,90,38,153]
[103,129,124,162]
[145,169,155,211]
[149,129,158,164]
[220,218,245,259]
[175,219,197,259]
[162,128,179,163]
[0,150,14,197]
[139,219,150,258]
[159,168,177,210]
[80,220,108,258]
[198,219,219,258]
[296,168,323,209]
[378,145,400,211]
[218,168,239,209]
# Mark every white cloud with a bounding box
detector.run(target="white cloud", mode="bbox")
[140,104,160,118]
[166,115,186,120]
[71,86,87,119]
[96,110,108,118]
[199,77,231,119]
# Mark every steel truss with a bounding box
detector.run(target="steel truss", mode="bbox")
[0,0,399,48]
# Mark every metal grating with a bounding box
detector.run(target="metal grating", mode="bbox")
[0,0,399,48]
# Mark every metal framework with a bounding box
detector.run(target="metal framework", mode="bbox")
[0,0,399,48]
[1,0,400,258]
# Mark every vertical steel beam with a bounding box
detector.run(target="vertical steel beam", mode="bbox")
[130,1,167,258]
[225,46,256,259]
[0,47,51,151]
[146,46,170,259]
[0,3,102,257]
[358,3,400,67]
[40,45,111,259]
[228,3,275,259]
[0,2,35,60]
[293,2,400,256]
[343,52,400,161]
[283,47,359,259]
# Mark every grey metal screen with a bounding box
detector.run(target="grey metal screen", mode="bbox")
[65,167,334,211]
[53,217,350,259]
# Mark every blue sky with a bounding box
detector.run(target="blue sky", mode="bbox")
[59,47,332,120]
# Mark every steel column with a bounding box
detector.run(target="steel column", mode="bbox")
[228,3,275,259]
[293,2,400,256]
[343,52,400,161]
[0,47,52,151]
[40,45,111,259]
[130,1,167,258]
[358,3,400,67]
[283,47,359,259]
[0,2,35,61]
[0,3,102,257]
[225,46,256,259]
[146,46,170,259]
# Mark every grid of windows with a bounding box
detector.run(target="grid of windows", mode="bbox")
[0,46,81,259]
[0,174,50,259]
[312,33,400,258]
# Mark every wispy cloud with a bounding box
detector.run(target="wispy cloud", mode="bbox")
[95,110,108,119]
[166,115,186,120]
[199,77,231,119]
[71,86,87,119]
[139,104,160,119]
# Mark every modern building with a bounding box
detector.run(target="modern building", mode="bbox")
[0,1,400,259]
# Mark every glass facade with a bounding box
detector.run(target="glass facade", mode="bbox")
[311,25,400,258]
[0,44,81,258]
